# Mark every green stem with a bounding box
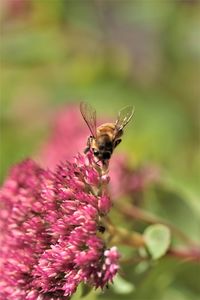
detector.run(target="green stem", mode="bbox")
[168,246,200,262]
[104,217,145,248]
[116,203,195,245]
[104,215,200,263]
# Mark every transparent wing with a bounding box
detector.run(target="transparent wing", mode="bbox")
[80,101,97,138]
[115,105,134,131]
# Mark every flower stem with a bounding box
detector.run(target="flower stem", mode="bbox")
[168,246,200,262]
[116,203,195,245]
[104,219,145,248]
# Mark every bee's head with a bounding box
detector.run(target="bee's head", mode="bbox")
[102,152,111,160]
[97,135,113,150]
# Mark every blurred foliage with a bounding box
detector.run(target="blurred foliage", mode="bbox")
[0,0,200,299]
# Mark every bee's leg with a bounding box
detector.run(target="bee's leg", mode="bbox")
[84,136,92,154]
[84,146,90,154]
[95,158,101,165]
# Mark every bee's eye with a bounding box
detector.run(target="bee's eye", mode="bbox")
[93,149,99,156]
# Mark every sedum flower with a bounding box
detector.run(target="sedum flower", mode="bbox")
[0,152,120,300]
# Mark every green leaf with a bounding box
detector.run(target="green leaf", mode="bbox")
[144,224,171,259]
[112,274,135,294]
[71,284,97,300]
[81,283,93,298]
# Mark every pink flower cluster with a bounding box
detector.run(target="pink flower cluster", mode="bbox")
[0,153,120,299]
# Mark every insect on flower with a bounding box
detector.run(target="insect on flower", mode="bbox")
[80,101,134,167]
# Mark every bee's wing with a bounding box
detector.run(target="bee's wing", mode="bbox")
[80,101,97,138]
[115,105,135,132]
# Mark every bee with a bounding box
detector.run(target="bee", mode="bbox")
[80,101,134,166]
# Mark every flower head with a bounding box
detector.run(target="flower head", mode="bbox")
[0,152,119,299]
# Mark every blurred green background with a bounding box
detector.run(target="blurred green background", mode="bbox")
[0,1,200,300]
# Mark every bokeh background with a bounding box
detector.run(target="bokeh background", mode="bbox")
[1,1,200,300]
